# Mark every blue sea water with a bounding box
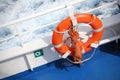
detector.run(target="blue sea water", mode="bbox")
[0,0,120,50]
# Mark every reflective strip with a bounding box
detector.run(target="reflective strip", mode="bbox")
[82,47,85,54]
[60,50,71,59]
[54,42,63,48]
[88,14,96,24]
[54,29,67,34]
[90,42,99,48]
[93,27,103,32]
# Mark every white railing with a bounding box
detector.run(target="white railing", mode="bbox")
[0,0,86,28]
[0,20,60,42]
[0,0,117,46]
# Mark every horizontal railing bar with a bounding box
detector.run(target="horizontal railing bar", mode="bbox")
[99,35,120,45]
[0,1,117,29]
[19,20,60,36]
[0,35,16,42]
[82,1,117,13]
[0,20,59,42]
[0,0,118,43]
[0,0,85,28]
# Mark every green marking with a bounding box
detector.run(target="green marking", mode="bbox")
[34,49,44,58]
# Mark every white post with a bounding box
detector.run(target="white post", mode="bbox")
[24,54,33,71]
[66,3,78,27]
[14,26,24,47]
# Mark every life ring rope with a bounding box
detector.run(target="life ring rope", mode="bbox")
[66,47,97,64]
[52,13,103,64]
[54,42,63,48]
[93,27,103,32]
[54,29,67,34]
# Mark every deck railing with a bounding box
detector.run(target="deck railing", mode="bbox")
[0,0,118,47]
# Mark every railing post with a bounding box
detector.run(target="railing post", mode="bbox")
[14,25,24,47]
[66,3,78,27]
[24,54,33,71]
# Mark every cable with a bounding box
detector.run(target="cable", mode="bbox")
[66,47,97,64]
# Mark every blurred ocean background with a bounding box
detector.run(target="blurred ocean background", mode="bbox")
[0,0,120,50]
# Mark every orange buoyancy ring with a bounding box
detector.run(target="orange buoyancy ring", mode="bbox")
[52,13,103,59]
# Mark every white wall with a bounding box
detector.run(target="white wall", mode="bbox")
[0,57,28,79]
[0,45,60,79]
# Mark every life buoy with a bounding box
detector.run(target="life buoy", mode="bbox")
[52,13,103,62]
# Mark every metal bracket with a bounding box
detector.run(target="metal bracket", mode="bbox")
[66,3,78,27]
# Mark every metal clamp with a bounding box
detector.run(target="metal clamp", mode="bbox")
[66,3,78,27]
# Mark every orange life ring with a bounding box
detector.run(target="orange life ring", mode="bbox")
[52,13,103,59]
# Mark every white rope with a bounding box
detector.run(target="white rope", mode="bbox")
[54,29,68,34]
[88,14,96,24]
[68,27,119,64]
[54,42,63,48]
[66,47,97,64]
[59,50,71,59]
[93,27,103,32]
